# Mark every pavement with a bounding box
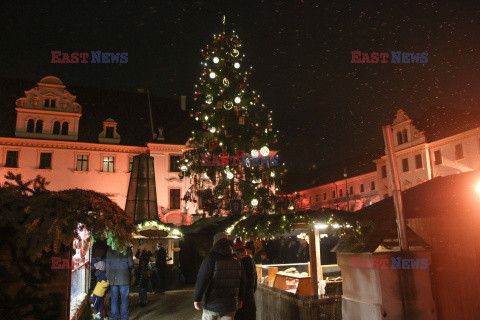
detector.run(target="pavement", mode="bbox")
[129,287,202,320]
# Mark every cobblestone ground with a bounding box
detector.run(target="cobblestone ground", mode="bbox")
[129,288,202,320]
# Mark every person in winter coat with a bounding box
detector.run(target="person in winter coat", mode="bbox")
[92,260,109,320]
[154,243,170,293]
[194,232,246,320]
[234,247,257,320]
[136,250,153,306]
[106,246,134,320]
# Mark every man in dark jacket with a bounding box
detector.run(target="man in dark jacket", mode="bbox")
[194,232,246,320]
[106,246,133,320]
[234,247,257,320]
[154,243,168,292]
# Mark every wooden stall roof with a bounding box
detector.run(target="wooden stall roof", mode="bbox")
[334,170,480,253]
[180,215,238,235]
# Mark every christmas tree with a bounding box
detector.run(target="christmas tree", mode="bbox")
[180,22,293,215]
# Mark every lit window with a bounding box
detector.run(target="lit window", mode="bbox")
[434,150,442,165]
[102,156,115,172]
[76,155,89,171]
[170,189,181,209]
[455,144,464,160]
[5,151,19,168]
[402,158,409,172]
[415,154,423,169]
[39,152,52,169]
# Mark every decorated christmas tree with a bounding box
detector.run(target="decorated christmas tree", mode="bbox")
[180,22,296,215]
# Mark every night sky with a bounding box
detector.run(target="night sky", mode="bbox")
[1,1,480,172]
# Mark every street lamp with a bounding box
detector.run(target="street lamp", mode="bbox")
[344,167,349,212]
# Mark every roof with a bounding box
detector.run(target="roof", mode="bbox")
[39,76,63,86]
[284,148,383,193]
[334,170,480,253]
[0,77,196,146]
[414,106,480,142]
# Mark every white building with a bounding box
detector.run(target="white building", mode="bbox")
[296,108,480,211]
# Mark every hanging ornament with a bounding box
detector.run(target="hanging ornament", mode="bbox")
[239,83,246,91]
[209,127,216,133]
[216,101,223,109]
[213,57,219,63]
[234,97,241,104]
[223,78,230,87]
[239,116,245,125]
[231,49,239,57]
[251,199,258,206]
[224,101,233,110]
[180,165,187,172]
[209,72,216,79]
[234,105,241,116]
[226,171,234,179]
[206,95,213,104]
[260,146,270,157]
[251,150,259,158]
[270,171,275,177]
[209,140,218,150]
[234,62,240,69]
[262,178,268,186]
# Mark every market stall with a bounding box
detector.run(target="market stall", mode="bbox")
[227,209,351,320]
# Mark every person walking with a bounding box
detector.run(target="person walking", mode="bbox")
[106,246,133,320]
[234,247,257,320]
[194,232,246,320]
[136,250,152,307]
[154,242,168,293]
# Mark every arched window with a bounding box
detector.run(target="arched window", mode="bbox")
[61,122,69,135]
[26,119,35,133]
[53,121,60,135]
[397,131,403,145]
[402,129,408,143]
[35,120,43,134]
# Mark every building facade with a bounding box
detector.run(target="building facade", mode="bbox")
[296,108,480,211]
[0,76,196,225]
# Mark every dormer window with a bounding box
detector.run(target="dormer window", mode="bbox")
[397,131,403,145]
[44,98,56,108]
[402,129,408,143]
[35,120,43,133]
[396,128,409,145]
[98,118,121,144]
[53,121,61,135]
[27,119,35,133]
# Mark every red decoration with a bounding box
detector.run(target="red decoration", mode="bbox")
[209,140,218,150]
[262,178,268,186]
[239,83,246,91]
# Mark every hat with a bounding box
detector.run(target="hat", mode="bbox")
[94,260,106,271]
[213,232,227,244]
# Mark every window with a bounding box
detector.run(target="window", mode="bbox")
[61,122,69,135]
[44,99,50,107]
[402,158,409,172]
[397,131,403,145]
[5,151,18,168]
[53,121,60,135]
[76,155,89,171]
[381,165,387,178]
[170,155,181,172]
[35,120,43,133]
[349,186,353,195]
[332,190,336,198]
[415,154,423,169]
[371,181,376,191]
[39,152,52,169]
[102,156,115,172]
[44,99,56,108]
[455,144,464,160]
[26,119,35,133]
[402,129,408,143]
[339,189,343,197]
[106,126,114,139]
[315,194,319,202]
[434,150,442,165]
[323,192,327,200]
[169,189,181,209]
[360,184,364,193]
[50,99,56,108]
[129,157,134,172]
